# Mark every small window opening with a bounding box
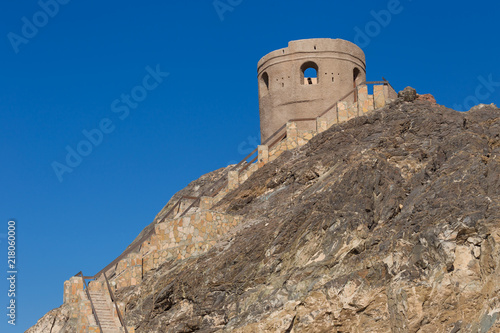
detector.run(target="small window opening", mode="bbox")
[301,61,319,85]
[261,72,269,89]
[259,72,270,96]
[353,68,362,102]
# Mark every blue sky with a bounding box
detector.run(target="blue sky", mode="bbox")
[1,0,499,331]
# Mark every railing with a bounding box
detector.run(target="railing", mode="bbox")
[104,272,129,333]
[77,78,396,311]
[76,272,103,333]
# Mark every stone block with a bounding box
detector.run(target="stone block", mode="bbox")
[200,196,213,210]
[63,280,70,304]
[239,171,248,184]
[356,85,368,114]
[228,170,239,190]
[249,163,258,173]
[363,95,375,114]
[374,85,386,109]
[88,280,102,292]
[346,102,357,120]
[338,101,348,123]
[297,130,315,146]
[385,84,398,101]
[286,121,298,150]
[258,145,269,168]
[316,118,328,133]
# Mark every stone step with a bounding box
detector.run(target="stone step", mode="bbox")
[87,290,122,331]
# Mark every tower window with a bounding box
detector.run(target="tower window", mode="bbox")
[353,68,362,102]
[300,61,319,85]
[353,68,362,86]
[259,72,270,96]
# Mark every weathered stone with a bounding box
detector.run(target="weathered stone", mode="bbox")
[398,86,418,102]
[346,101,357,119]
[258,145,269,168]
[316,118,328,133]
[200,196,214,210]
[417,93,437,104]
[374,84,386,109]
[337,101,348,123]
[228,170,239,190]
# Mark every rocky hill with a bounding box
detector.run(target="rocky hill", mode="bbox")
[28,94,500,332]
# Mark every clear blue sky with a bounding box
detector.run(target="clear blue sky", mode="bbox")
[1,0,499,331]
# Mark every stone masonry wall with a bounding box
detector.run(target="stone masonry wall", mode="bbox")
[63,277,100,332]
[264,83,395,162]
[109,210,242,290]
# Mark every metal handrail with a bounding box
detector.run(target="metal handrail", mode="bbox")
[76,272,103,333]
[237,155,258,174]
[104,273,129,333]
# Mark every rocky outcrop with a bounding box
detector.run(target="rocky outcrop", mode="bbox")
[26,305,73,333]
[398,86,418,102]
[29,97,500,332]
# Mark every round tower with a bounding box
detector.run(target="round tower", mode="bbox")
[258,38,366,141]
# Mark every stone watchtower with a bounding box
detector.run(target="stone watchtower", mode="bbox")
[258,38,366,141]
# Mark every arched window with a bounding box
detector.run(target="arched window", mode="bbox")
[353,68,362,102]
[353,68,363,86]
[260,72,270,96]
[301,61,319,85]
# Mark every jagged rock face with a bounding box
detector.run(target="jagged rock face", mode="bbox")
[26,305,74,333]
[30,100,500,332]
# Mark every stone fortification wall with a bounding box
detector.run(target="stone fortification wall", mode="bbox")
[261,83,397,162]
[108,209,242,290]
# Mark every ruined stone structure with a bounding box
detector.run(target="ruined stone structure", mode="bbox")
[258,38,367,141]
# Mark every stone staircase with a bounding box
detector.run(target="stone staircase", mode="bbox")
[88,290,122,333]
[64,275,135,333]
